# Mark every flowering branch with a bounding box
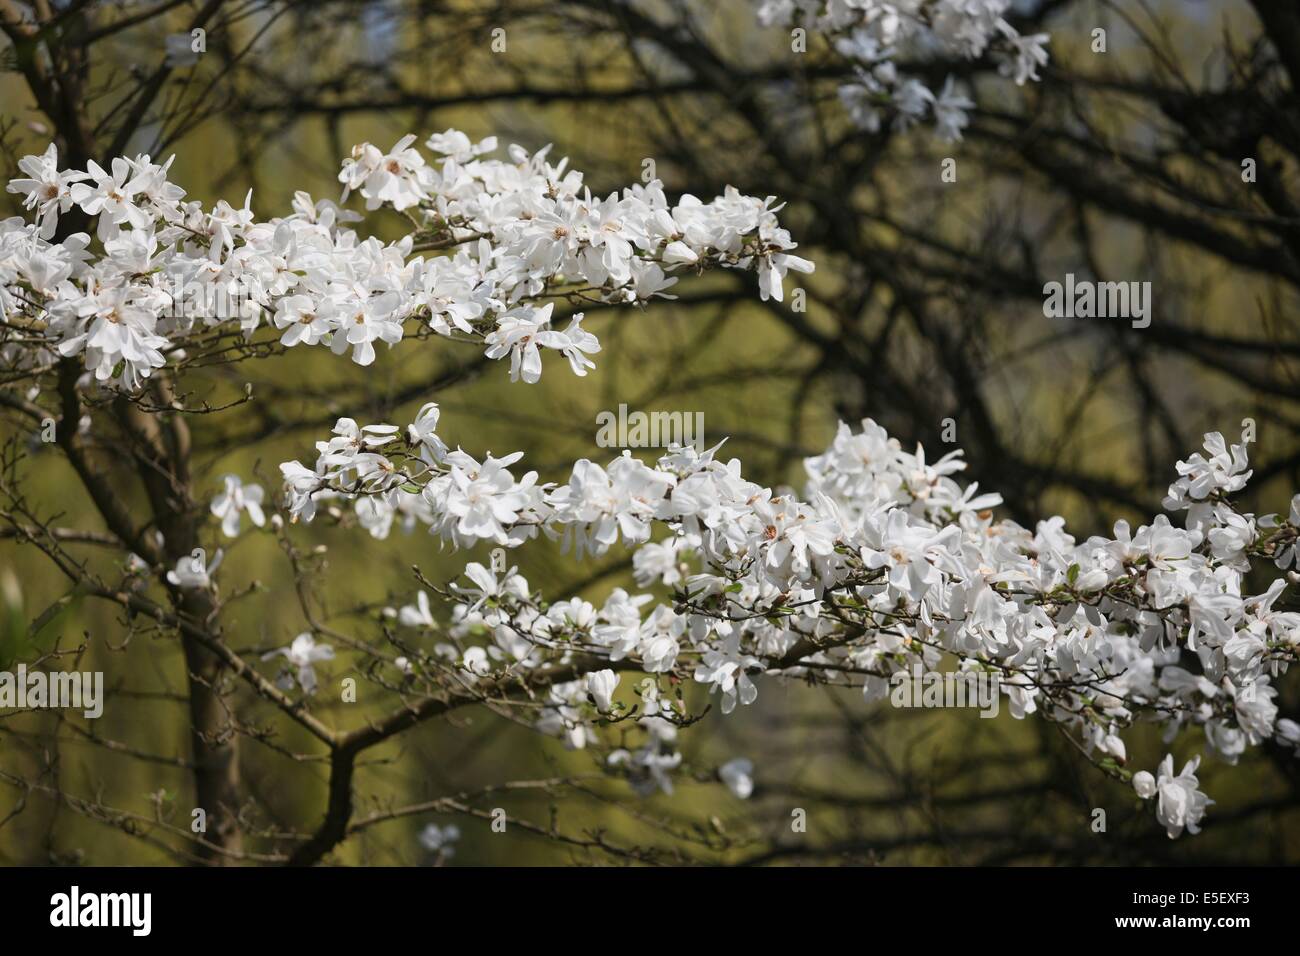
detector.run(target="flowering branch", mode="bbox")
[270,399,1300,840]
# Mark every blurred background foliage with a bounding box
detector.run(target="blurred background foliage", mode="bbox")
[1,0,1299,864]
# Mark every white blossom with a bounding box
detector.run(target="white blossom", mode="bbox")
[586,669,619,712]
[1150,754,1215,839]
[210,474,266,538]
[262,632,335,694]
[756,1,1050,140]
[719,758,755,799]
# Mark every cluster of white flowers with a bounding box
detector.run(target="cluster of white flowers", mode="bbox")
[755,0,1050,140]
[1,134,811,390]
[4,125,1289,840]
[279,405,1298,835]
[1131,755,1214,839]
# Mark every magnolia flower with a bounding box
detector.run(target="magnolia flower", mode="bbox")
[407,402,447,462]
[460,646,492,678]
[60,284,169,389]
[398,590,436,628]
[426,129,497,162]
[586,669,619,712]
[755,249,815,303]
[1096,724,1127,763]
[342,135,431,211]
[279,460,320,522]
[272,295,334,347]
[1132,771,1157,800]
[210,474,266,538]
[719,758,754,799]
[331,291,403,366]
[545,315,600,377]
[933,77,975,142]
[641,634,679,673]
[694,635,761,714]
[1165,430,1252,508]
[629,261,679,300]
[608,748,679,796]
[1000,32,1051,86]
[1150,755,1214,839]
[165,548,222,589]
[68,158,151,240]
[535,681,597,750]
[484,306,551,384]
[439,451,537,546]
[450,561,527,614]
[262,632,335,694]
[5,144,84,238]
